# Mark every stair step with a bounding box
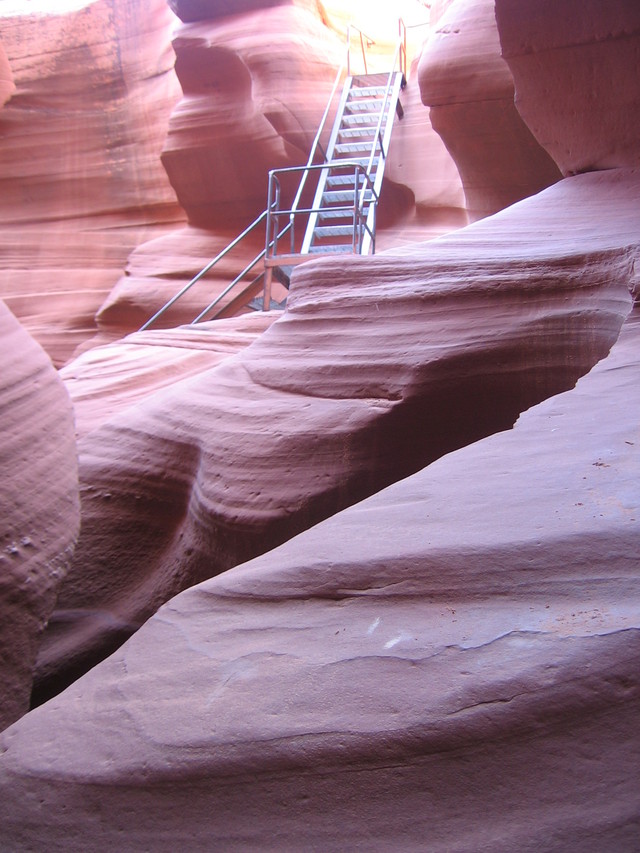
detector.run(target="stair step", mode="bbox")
[314,225,357,238]
[334,141,381,154]
[329,156,379,168]
[326,174,368,187]
[338,126,378,139]
[348,85,387,98]
[318,209,356,220]
[344,99,388,114]
[308,245,355,255]
[352,72,390,87]
[322,189,374,203]
[341,112,384,127]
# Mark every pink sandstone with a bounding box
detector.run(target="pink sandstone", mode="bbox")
[33,167,639,703]
[1,178,639,846]
[0,303,79,732]
[102,3,464,338]
[0,0,183,365]
[62,311,281,439]
[418,0,561,220]
[495,0,640,176]
[0,39,14,105]
[1,1,639,846]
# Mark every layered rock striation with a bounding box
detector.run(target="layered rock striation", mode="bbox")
[0,304,79,732]
[34,167,639,702]
[1,0,639,848]
[496,0,640,175]
[2,182,639,846]
[418,0,561,219]
[97,0,465,339]
[0,0,183,364]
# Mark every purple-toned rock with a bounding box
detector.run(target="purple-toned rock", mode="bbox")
[1,218,639,848]
[419,0,561,219]
[34,168,639,701]
[495,0,640,175]
[0,303,79,731]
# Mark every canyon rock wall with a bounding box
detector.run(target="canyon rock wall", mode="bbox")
[34,168,638,703]
[3,166,640,846]
[0,303,79,732]
[496,0,640,175]
[96,1,466,340]
[0,40,14,105]
[418,0,561,219]
[0,0,639,848]
[0,0,183,365]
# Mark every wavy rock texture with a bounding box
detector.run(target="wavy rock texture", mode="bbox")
[161,5,343,230]
[94,221,289,338]
[495,0,640,176]
[2,232,639,850]
[0,0,183,364]
[418,0,561,219]
[62,311,281,439]
[33,168,639,702]
[0,303,79,732]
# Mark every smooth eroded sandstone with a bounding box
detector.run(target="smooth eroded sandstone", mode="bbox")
[101,3,465,339]
[0,39,14,106]
[33,168,639,700]
[62,311,281,439]
[161,5,344,230]
[2,282,640,850]
[495,0,640,176]
[419,0,561,219]
[0,0,183,364]
[0,303,79,732]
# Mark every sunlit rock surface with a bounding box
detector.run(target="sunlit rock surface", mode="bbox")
[0,0,183,364]
[418,0,561,219]
[0,303,79,732]
[496,0,640,176]
[33,168,639,702]
[2,196,639,847]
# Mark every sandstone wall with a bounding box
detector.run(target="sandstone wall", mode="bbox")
[418,0,561,219]
[495,0,640,175]
[3,167,640,847]
[0,1,639,847]
[95,1,465,340]
[0,303,79,731]
[0,0,183,364]
[34,168,639,702]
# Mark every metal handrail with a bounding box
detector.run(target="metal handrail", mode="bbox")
[284,60,346,241]
[266,162,378,258]
[139,16,419,330]
[346,24,376,76]
[191,217,291,323]
[139,209,270,331]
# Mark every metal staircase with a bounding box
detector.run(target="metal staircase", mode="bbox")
[140,20,410,331]
[301,71,404,257]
